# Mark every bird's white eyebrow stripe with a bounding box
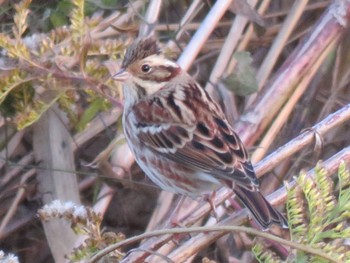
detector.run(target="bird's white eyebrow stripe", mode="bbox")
[144,55,179,68]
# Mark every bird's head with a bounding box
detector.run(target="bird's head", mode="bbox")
[113,37,181,98]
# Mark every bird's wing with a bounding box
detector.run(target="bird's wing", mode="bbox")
[128,83,258,190]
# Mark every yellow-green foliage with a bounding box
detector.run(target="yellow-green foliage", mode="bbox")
[0,0,127,130]
[253,243,282,263]
[253,162,350,263]
[70,0,85,38]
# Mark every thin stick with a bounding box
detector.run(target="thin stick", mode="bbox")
[177,0,233,71]
[235,1,350,146]
[173,0,203,41]
[0,169,36,239]
[1,152,34,185]
[251,33,337,163]
[138,0,162,37]
[256,0,309,90]
[254,103,350,177]
[267,146,350,206]
[227,0,272,72]
[119,103,350,262]
[90,225,338,263]
[165,147,350,262]
[205,3,255,93]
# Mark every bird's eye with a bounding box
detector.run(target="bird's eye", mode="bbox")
[141,64,151,73]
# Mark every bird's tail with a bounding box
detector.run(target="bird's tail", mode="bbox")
[234,185,288,229]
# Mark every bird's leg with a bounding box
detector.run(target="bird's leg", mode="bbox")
[166,196,186,228]
[165,196,193,243]
[205,191,220,221]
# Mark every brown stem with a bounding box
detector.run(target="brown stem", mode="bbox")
[235,1,350,147]
[166,146,350,262]
[120,101,350,261]
[255,103,350,177]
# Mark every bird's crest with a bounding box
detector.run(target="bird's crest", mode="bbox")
[122,37,161,68]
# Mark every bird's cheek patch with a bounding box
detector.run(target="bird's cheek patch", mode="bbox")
[153,69,172,80]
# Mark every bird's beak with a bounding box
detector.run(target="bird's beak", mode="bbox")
[112,68,130,82]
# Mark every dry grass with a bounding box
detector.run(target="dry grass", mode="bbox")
[0,0,350,262]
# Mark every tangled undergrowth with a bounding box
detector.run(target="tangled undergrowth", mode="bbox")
[0,0,350,262]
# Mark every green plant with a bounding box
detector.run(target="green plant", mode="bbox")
[254,162,350,263]
[0,0,126,130]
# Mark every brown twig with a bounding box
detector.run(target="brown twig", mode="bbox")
[117,2,350,261]
[164,146,350,262]
[251,37,338,162]
[255,103,350,177]
[177,0,233,71]
[235,0,350,146]
[0,169,36,239]
[254,0,309,91]
[91,214,342,263]
[120,101,350,261]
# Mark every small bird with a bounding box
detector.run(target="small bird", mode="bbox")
[113,37,287,229]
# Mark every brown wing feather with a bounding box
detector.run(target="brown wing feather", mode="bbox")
[129,83,259,190]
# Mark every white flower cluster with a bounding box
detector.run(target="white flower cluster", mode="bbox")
[39,200,88,221]
[0,251,19,263]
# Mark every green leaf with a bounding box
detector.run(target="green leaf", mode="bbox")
[57,0,74,14]
[224,51,258,96]
[50,10,69,28]
[75,97,107,131]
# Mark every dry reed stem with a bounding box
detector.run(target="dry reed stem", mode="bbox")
[235,1,350,146]
[73,110,121,152]
[0,131,24,170]
[92,144,349,263]
[235,0,272,53]
[157,20,231,32]
[90,0,144,39]
[251,34,338,163]
[33,106,80,262]
[120,101,350,262]
[205,4,255,94]
[177,0,233,71]
[0,152,34,185]
[255,0,309,91]
[0,169,35,239]
[172,0,204,42]
[138,0,162,37]
[161,147,350,262]
[318,45,348,121]
[255,103,350,177]
[264,1,331,19]
[146,191,174,231]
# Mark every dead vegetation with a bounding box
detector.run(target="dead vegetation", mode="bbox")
[0,0,350,262]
